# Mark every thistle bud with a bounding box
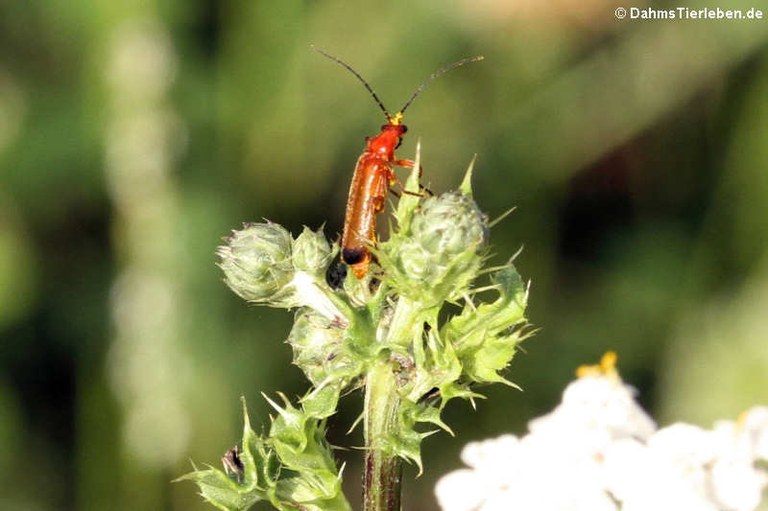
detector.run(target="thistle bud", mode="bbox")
[217,222,294,303]
[288,310,363,388]
[292,227,333,275]
[411,192,487,255]
[384,191,488,304]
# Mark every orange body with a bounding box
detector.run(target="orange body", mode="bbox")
[341,121,412,278]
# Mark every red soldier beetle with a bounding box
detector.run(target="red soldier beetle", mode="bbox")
[314,47,483,279]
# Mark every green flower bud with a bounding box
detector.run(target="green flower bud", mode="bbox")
[217,222,294,303]
[219,223,349,325]
[383,191,488,304]
[411,192,487,255]
[292,227,333,275]
[288,311,363,388]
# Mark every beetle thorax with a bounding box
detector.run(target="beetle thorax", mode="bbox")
[366,124,407,159]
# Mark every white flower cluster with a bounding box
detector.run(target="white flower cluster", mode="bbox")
[435,353,768,511]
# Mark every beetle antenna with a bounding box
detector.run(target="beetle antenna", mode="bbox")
[398,55,484,115]
[312,46,392,120]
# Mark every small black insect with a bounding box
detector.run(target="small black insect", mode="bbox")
[221,445,245,483]
[326,255,348,290]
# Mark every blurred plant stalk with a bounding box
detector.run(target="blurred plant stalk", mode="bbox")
[104,18,192,469]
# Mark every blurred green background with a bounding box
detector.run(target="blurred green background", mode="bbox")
[1,0,767,509]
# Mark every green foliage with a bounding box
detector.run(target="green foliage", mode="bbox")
[442,266,529,385]
[179,398,350,511]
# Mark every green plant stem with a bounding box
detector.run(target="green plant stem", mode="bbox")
[363,360,403,511]
[387,296,422,349]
